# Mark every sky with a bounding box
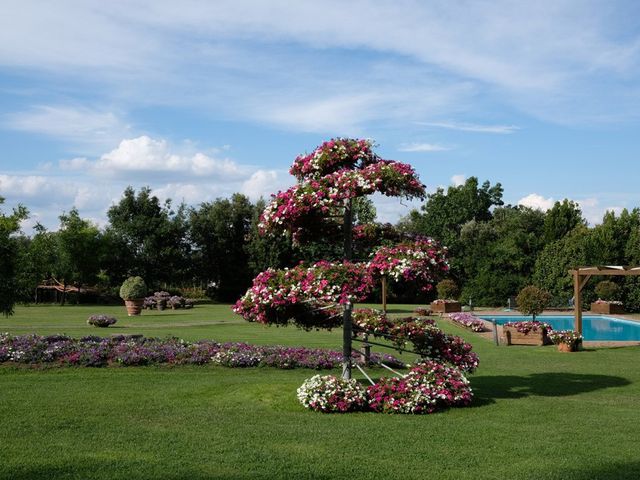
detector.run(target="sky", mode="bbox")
[1,0,640,231]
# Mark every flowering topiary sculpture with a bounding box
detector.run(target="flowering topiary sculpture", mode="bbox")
[234,138,458,380]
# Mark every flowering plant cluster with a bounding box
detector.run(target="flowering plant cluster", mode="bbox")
[368,239,449,291]
[503,320,552,334]
[290,138,375,180]
[232,261,374,329]
[367,360,473,414]
[431,299,460,304]
[297,374,368,413]
[413,307,432,316]
[352,309,479,373]
[594,299,623,305]
[86,314,118,328]
[448,313,485,332]
[260,161,425,241]
[0,333,403,369]
[548,330,583,348]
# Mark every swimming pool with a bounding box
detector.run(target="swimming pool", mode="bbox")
[477,315,640,342]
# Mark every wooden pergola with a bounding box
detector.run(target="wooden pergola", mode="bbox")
[570,266,640,334]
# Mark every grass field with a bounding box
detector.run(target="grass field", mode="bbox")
[1,303,640,479]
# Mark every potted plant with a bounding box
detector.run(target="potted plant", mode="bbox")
[119,276,147,316]
[548,330,583,352]
[430,280,461,313]
[592,281,624,314]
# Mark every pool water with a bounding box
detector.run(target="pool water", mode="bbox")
[477,315,640,342]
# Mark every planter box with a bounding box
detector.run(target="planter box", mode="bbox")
[591,302,625,315]
[503,326,550,346]
[557,342,578,352]
[430,301,461,313]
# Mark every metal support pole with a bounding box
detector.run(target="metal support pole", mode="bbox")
[381,276,387,313]
[492,319,499,346]
[342,199,353,380]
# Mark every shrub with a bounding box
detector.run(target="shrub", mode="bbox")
[595,281,619,301]
[367,360,473,414]
[87,314,117,328]
[297,375,368,413]
[516,285,551,320]
[119,276,147,300]
[436,279,459,300]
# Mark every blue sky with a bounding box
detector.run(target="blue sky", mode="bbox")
[1,0,640,230]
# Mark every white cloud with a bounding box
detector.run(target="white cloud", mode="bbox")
[241,170,289,200]
[398,143,450,152]
[421,121,520,134]
[518,193,555,211]
[577,197,625,225]
[4,105,131,151]
[82,136,245,180]
[450,174,466,187]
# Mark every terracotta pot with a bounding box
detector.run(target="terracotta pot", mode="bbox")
[557,342,575,352]
[124,299,144,316]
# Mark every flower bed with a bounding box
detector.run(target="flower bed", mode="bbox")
[448,313,485,332]
[297,374,368,413]
[367,360,473,414]
[430,299,461,313]
[503,321,552,346]
[0,333,402,369]
[298,360,474,415]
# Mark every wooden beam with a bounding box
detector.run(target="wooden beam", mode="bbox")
[573,270,583,335]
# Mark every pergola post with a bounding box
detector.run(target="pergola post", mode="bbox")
[573,270,583,335]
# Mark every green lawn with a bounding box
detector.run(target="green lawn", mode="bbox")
[1,304,639,479]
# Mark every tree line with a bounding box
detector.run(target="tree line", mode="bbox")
[2,178,640,315]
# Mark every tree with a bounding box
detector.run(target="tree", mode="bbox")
[55,208,102,304]
[233,138,449,379]
[106,186,190,288]
[189,194,254,301]
[543,199,585,244]
[457,206,545,305]
[401,177,503,251]
[516,285,551,320]
[0,197,28,316]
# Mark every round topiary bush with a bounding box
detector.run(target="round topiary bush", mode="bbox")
[516,285,551,320]
[87,314,117,328]
[119,276,147,300]
[595,280,619,301]
[436,279,459,300]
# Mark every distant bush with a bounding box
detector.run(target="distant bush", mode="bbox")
[436,279,459,300]
[595,281,619,301]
